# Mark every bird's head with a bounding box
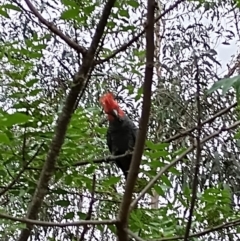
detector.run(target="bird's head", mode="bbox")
[99,92,125,121]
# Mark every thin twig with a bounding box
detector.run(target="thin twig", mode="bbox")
[164,102,237,143]
[116,0,155,240]
[95,0,185,65]
[21,123,27,163]
[56,57,74,79]
[79,174,96,241]
[0,143,44,196]
[183,54,201,241]
[24,0,87,56]
[153,217,240,241]
[0,212,117,227]
[72,152,133,167]
[126,229,147,241]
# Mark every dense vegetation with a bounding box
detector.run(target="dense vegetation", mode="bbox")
[1,0,240,240]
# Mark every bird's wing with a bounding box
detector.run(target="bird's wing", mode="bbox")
[132,125,138,143]
[106,128,113,154]
[128,119,138,150]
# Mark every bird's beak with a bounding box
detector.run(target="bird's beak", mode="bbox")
[110,109,119,118]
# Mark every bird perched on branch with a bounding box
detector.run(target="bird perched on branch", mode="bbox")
[99,92,138,180]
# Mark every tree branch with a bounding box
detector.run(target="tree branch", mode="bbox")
[126,229,147,241]
[24,0,87,56]
[71,102,236,168]
[153,217,240,241]
[130,120,240,210]
[0,143,44,196]
[163,102,237,143]
[116,0,155,240]
[79,174,96,241]
[72,152,133,167]
[95,0,185,65]
[18,0,116,240]
[0,212,117,227]
[183,54,201,241]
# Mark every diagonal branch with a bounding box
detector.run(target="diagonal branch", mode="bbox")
[24,0,87,56]
[0,143,44,196]
[126,229,147,241]
[130,120,240,210]
[18,0,116,240]
[116,0,155,240]
[95,0,185,65]
[164,102,237,143]
[153,217,240,241]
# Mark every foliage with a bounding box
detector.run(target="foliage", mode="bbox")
[0,0,240,241]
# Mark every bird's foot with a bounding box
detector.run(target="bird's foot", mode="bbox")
[125,150,132,155]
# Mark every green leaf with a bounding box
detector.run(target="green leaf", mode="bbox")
[77,212,87,219]
[0,132,10,144]
[107,21,116,28]
[84,5,95,14]
[85,165,96,174]
[55,200,70,207]
[119,9,129,18]
[2,4,21,12]
[0,169,7,177]
[26,79,39,87]
[29,89,42,96]
[61,0,78,7]
[161,175,172,188]
[103,176,120,185]
[207,75,240,95]
[168,167,181,175]
[149,151,168,159]
[9,92,27,99]
[65,175,73,185]
[146,141,169,150]
[32,44,47,51]
[28,51,43,58]
[53,188,68,195]
[95,126,107,134]
[6,113,31,126]
[149,159,165,168]
[61,8,79,20]
[154,185,164,196]
[64,212,74,219]
[127,0,140,8]
[0,8,9,18]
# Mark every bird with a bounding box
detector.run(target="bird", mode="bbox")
[99,92,138,180]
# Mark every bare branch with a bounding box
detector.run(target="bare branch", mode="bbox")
[95,0,185,65]
[79,174,96,241]
[18,0,116,240]
[126,229,147,241]
[116,0,155,240]
[164,102,237,143]
[0,212,117,227]
[130,120,240,210]
[24,0,87,56]
[72,152,133,167]
[183,55,201,241]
